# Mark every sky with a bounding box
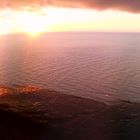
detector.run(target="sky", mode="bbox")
[0,0,140,35]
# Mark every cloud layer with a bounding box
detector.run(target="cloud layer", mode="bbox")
[1,0,140,13]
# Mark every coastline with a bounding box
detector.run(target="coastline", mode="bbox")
[0,86,140,140]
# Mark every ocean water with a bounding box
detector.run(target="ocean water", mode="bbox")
[0,32,140,103]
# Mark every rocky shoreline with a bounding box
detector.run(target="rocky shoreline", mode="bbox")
[0,86,140,140]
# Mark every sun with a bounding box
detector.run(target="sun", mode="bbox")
[27,31,41,38]
[23,24,43,37]
[23,20,45,37]
[16,10,49,37]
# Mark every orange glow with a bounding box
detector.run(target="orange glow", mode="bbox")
[12,9,49,36]
[0,6,140,35]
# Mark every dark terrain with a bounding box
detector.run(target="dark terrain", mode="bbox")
[0,86,140,140]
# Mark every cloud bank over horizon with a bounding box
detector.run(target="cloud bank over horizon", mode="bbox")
[0,0,140,13]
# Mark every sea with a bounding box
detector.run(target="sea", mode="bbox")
[0,32,140,103]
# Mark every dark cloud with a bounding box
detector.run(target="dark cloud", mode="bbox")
[0,0,140,13]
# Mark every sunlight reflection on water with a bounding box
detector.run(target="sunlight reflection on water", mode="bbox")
[0,32,140,103]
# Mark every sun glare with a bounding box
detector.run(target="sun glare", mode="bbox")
[0,7,101,35]
[0,6,140,35]
[16,10,49,37]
